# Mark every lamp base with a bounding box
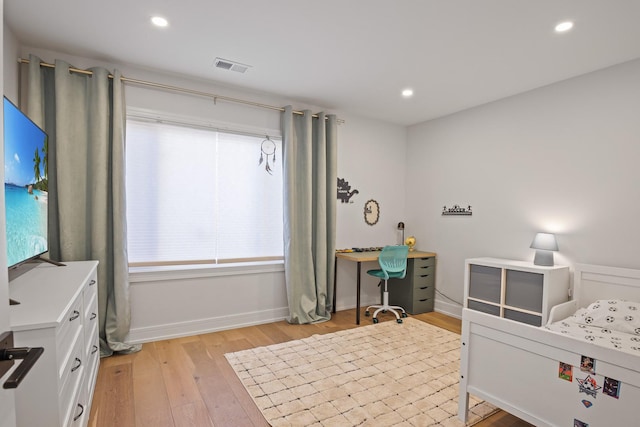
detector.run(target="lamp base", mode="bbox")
[533,250,554,266]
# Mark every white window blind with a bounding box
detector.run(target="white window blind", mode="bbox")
[125,119,283,266]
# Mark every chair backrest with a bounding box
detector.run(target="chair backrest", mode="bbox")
[378,245,409,279]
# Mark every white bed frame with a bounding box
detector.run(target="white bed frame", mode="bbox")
[458,263,640,426]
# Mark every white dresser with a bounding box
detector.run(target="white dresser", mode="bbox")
[9,261,100,427]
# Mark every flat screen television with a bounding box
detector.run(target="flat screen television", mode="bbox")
[3,96,49,269]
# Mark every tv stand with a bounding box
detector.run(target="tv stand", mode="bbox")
[9,261,100,427]
[32,255,66,267]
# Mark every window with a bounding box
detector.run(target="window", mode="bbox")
[125,118,283,266]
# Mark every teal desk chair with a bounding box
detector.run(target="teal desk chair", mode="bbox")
[365,245,409,323]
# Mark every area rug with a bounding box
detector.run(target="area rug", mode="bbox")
[224,318,497,426]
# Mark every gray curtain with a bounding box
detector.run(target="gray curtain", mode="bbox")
[27,54,140,356]
[282,106,337,324]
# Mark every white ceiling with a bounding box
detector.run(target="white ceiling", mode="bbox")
[5,0,640,126]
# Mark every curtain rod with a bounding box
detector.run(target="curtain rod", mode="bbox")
[18,58,343,123]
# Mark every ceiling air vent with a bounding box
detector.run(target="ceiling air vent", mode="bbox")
[214,57,251,74]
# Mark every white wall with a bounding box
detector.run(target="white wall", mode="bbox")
[334,114,408,310]
[11,46,407,341]
[406,58,640,317]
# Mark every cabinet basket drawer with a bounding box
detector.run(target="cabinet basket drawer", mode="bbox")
[504,309,542,326]
[468,265,501,303]
[467,300,500,316]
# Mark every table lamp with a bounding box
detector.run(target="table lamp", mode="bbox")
[530,232,558,266]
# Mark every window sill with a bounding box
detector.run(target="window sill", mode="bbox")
[129,260,285,283]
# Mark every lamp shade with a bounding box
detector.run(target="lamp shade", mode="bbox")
[530,233,559,251]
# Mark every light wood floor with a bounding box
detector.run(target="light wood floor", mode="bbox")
[88,309,533,427]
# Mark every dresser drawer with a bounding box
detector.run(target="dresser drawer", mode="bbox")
[84,292,98,347]
[60,332,85,426]
[410,257,435,279]
[56,295,84,366]
[414,284,434,300]
[70,385,89,427]
[85,320,99,361]
[412,271,435,288]
[412,297,434,313]
[83,273,98,309]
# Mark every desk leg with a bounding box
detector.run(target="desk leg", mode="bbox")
[356,261,361,325]
[333,256,337,314]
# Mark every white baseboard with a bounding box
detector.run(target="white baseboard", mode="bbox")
[128,297,459,344]
[434,298,463,319]
[128,306,290,344]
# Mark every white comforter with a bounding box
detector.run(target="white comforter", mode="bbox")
[545,299,640,356]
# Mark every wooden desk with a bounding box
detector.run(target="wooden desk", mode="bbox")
[334,250,437,324]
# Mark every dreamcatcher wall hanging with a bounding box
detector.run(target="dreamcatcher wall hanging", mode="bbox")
[259,136,277,174]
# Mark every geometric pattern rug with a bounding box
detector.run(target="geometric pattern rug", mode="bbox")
[224,318,497,426]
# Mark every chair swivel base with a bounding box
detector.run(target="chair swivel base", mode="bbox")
[365,292,408,324]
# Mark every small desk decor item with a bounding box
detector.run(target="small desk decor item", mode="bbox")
[364,199,379,225]
[259,136,276,174]
[442,204,472,216]
[337,177,359,203]
[405,236,416,251]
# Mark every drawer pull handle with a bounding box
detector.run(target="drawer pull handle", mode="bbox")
[419,299,430,302]
[89,279,96,286]
[420,274,430,278]
[90,313,97,320]
[92,345,99,355]
[420,266,430,269]
[419,287,429,290]
[69,310,80,322]
[71,357,82,372]
[73,403,85,422]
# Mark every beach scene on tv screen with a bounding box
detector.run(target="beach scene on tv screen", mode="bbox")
[4,101,48,267]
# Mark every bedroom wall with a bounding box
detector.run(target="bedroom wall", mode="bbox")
[406,58,640,317]
[9,45,406,342]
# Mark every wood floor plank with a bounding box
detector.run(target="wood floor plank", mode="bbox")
[91,363,136,426]
[171,401,215,427]
[155,339,203,409]
[132,343,175,427]
[210,342,270,426]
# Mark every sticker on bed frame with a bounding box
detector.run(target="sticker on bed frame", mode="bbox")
[558,362,573,381]
[581,399,593,408]
[577,374,601,398]
[603,377,621,399]
[574,419,589,427]
[580,355,595,374]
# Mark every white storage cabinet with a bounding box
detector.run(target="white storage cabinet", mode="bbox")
[464,257,569,326]
[9,261,100,427]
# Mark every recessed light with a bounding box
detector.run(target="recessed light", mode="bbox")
[151,16,169,27]
[402,89,414,98]
[555,21,574,33]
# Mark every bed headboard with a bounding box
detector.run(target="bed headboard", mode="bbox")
[574,263,640,308]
